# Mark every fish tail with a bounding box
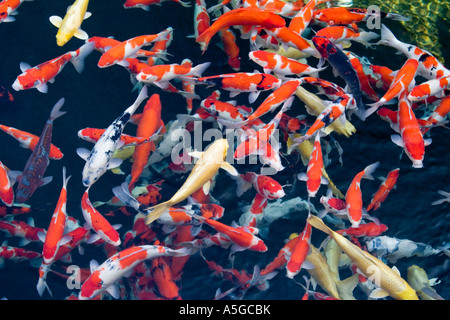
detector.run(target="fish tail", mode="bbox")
[378,24,400,47]
[190,61,211,78]
[61,166,71,189]
[36,275,53,297]
[49,97,66,120]
[306,214,333,236]
[145,201,172,225]
[112,182,145,213]
[178,0,192,7]
[71,42,95,73]
[362,161,380,180]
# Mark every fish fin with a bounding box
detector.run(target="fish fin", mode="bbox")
[39,176,53,187]
[424,138,432,146]
[363,161,380,180]
[36,83,48,93]
[220,162,239,176]
[202,180,211,195]
[49,15,62,28]
[145,201,172,225]
[297,172,307,181]
[37,230,46,243]
[50,97,66,120]
[71,42,95,73]
[3,16,15,22]
[89,259,99,273]
[107,158,123,170]
[369,287,390,299]
[19,62,31,72]
[336,273,359,300]
[76,147,91,161]
[84,12,92,20]
[302,260,315,270]
[74,29,89,40]
[390,134,404,148]
[187,151,203,159]
[106,284,120,299]
[248,91,260,104]
[307,214,333,236]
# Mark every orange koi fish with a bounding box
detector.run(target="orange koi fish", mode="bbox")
[0,0,33,23]
[0,161,16,207]
[12,42,94,93]
[345,51,379,101]
[408,75,450,102]
[220,28,241,71]
[196,7,286,52]
[286,222,313,278]
[366,168,400,212]
[345,162,380,228]
[418,95,450,134]
[123,0,191,11]
[391,91,431,168]
[336,222,388,237]
[316,26,378,47]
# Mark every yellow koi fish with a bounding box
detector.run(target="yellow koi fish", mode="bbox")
[307,214,419,300]
[145,138,238,224]
[407,265,444,300]
[49,0,91,46]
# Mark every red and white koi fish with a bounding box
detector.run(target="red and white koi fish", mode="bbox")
[249,51,325,78]
[78,245,192,300]
[0,161,15,207]
[260,234,300,275]
[0,0,33,23]
[53,226,90,263]
[136,59,210,90]
[189,0,210,52]
[297,133,327,198]
[81,188,121,246]
[391,91,431,168]
[336,222,388,237]
[49,0,91,47]
[313,7,409,26]
[365,59,418,117]
[88,36,161,59]
[418,95,450,134]
[366,168,400,212]
[129,93,164,190]
[0,204,32,219]
[344,51,379,101]
[15,98,66,203]
[258,0,304,17]
[377,107,399,132]
[123,0,191,11]
[408,75,450,102]
[0,124,64,160]
[78,127,150,146]
[319,189,347,219]
[196,7,286,52]
[288,0,326,35]
[345,162,380,228]
[316,26,378,48]
[37,167,72,297]
[378,24,450,80]
[97,29,171,68]
[12,42,94,93]
[199,91,248,123]
[0,245,41,267]
[368,64,395,91]
[77,86,148,187]
[0,218,45,246]
[197,72,282,104]
[286,222,313,278]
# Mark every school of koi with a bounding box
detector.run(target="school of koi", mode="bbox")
[0,0,449,300]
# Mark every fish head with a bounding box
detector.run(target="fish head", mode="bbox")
[312,36,337,58]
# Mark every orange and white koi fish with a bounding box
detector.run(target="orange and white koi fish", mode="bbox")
[408,75,450,102]
[0,124,64,160]
[78,245,192,300]
[307,214,419,300]
[391,91,431,168]
[97,29,171,68]
[15,99,66,203]
[197,72,282,104]
[365,59,418,117]
[288,0,326,35]
[249,51,325,78]
[189,0,210,51]
[0,245,41,266]
[316,26,378,48]
[344,51,379,101]
[367,168,400,212]
[286,222,313,278]
[136,59,210,89]
[337,221,388,238]
[297,133,327,198]
[313,7,409,26]
[12,42,94,93]
[0,204,32,219]
[196,7,286,52]
[345,162,380,228]
[81,188,121,246]
[319,189,347,219]
[36,167,71,297]
[123,0,191,11]
[260,234,299,275]
[49,0,91,46]
[78,127,150,146]
[0,0,33,23]
[0,161,16,207]
[0,218,45,245]
[129,93,164,190]
[378,24,450,80]
[77,86,149,187]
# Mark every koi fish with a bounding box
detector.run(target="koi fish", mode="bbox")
[97,30,171,68]
[265,26,320,58]
[0,204,32,219]
[81,188,121,246]
[286,222,313,278]
[312,35,366,120]
[190,0,210,52]
[345,161,379,228]
[288,0,325,35]
[49,0,91,47]
[391,91,431,168]
[123,0,191,11]
[313,7,409,26]
[377,24,450,80]
[307,214,419,300]
[15,98,66,203]
[431,190,450,206]
[78,127,150,146]
[0,0,33,23]
[365,59,419,116]
[297,133,328,198]
[0,83,14,105]
[219,28,241,71]
[78,245,192,300]
[0,218,45,246]
[319,189,347,219]
[407,265,444,300]
[0,161,16,207]
[336,222,388,237]
[114,138,238,224]
[196,71,282,104]
[315,26,378,48]
[260,234,299,275]
[12,42,94,93]
[150,256,181,300]
[36,167,72,297]
[407,75,450,102]
[77,86,149,187]
[0,245,41,267]
[248,50,326,78]
[196,7,286,52]
[344,51,379,101]
[0,124,64,160]
[366,168,400,212]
